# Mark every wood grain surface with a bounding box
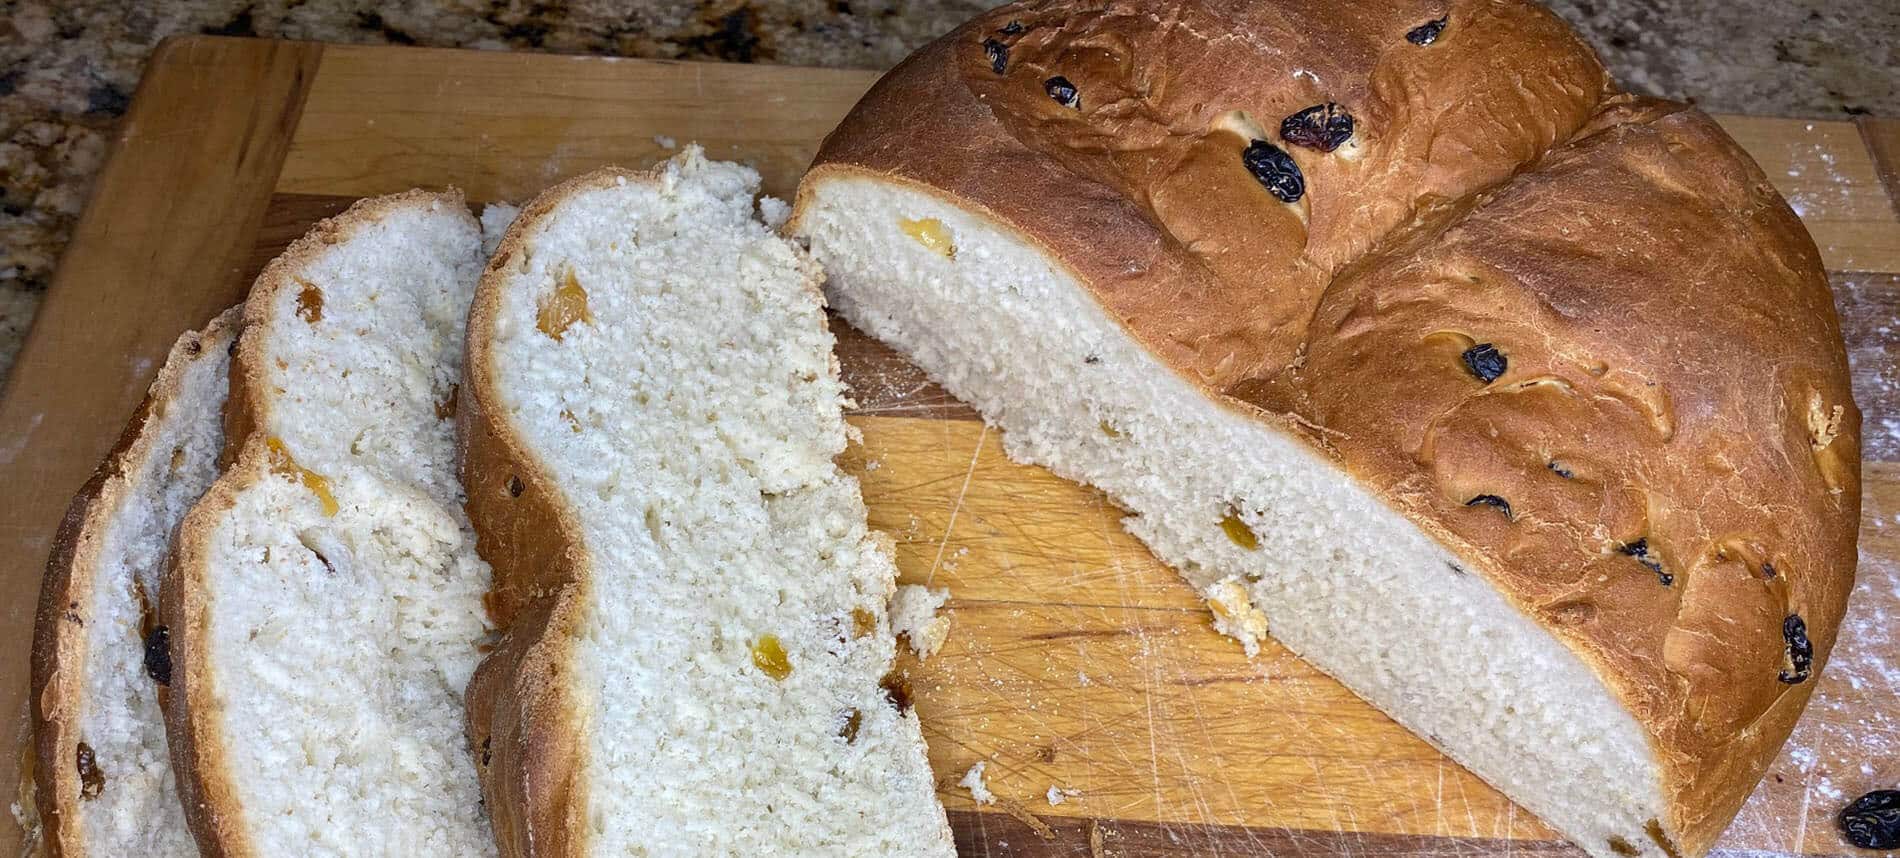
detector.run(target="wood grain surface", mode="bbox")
[4,37,1896,857]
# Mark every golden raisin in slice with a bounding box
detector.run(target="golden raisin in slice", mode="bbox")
[1644,820,1685,858]
[1221,513,1259,551]
[850,608,877,639]
[899,217,956,259]
[561,409,582,433]
[1606,837,1639,857]
[295,281,323,324]
[750,634,792,680]
[537,268,594,341]
[76,742,104,800]
[879,670,914,714]
[839,709,864,743]
[1099,420,1122,439]
[265,437,338,516]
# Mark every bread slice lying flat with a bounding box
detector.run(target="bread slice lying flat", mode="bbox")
[163,192,496,856]
[462,148,953,856]
[790,3,1859,856]
[30,308,238,857]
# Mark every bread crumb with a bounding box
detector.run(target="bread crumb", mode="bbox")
[758,196,792,231]
[479,203,520,257]
[1202,575,1270,656]
[653,134,678,149]
[1046,785,1080,806]
[890,584,952,659]
[959,762,995,805]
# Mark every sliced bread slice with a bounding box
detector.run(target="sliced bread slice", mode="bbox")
[162,191,496,856]
[461,148,953,856]
[31,308,239,857]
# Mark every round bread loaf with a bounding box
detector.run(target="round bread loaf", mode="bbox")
[789,2,1861,856]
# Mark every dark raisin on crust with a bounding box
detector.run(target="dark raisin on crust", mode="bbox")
[1465,494,1513,519]
[1547,461,1575,479]
[479,736,492,767]
[879,670,914,715]
[1044,75,1079,109]
[1242,139,1305,203]
[1280,103,1354,152]
[1839,790,1900,849]
[1761,561,1778,579]
[506,474,525,497]
[143,625,171,685]
[1407,15,1448,46]
[982,38,1008,74]
[76,742,104,800]
[1618,538,1672,586]
[1461,343,1507,383]
[1779,614,1813,684]
[999,20,1024,36]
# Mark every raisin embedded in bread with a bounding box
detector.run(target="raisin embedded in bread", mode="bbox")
[460,148,953,856]
[30,308,239,857]
[788,2,1860,856]
[162,191,496,856]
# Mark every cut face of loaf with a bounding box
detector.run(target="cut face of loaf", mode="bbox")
[797,173,1666,854]
[163,192,495,856]
[789,5,1858,852]
[30,308,238,857]
[461,148,952,857]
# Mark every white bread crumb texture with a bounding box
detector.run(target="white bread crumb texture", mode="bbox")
[200,195,495,854]
[481,147,949,855]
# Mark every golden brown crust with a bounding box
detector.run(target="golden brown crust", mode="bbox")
[28,307,240,858]
[459,168,651,857]
[163,190,470,858]
[797,2,1859,854]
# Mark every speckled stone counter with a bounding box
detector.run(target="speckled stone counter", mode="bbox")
[2,0,1897,384]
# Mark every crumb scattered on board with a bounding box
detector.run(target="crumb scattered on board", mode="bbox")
[1046,785,1080,806]
[891,584,951,659]
[959,761,994,805]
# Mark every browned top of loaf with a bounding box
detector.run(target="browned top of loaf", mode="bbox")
[802,0,1862,853]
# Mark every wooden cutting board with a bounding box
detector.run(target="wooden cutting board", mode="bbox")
[2,36,1897,856]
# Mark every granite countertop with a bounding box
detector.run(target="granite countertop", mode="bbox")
[2,0,1897,386]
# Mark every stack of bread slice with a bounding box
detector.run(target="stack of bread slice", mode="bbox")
[29,148,953,857]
